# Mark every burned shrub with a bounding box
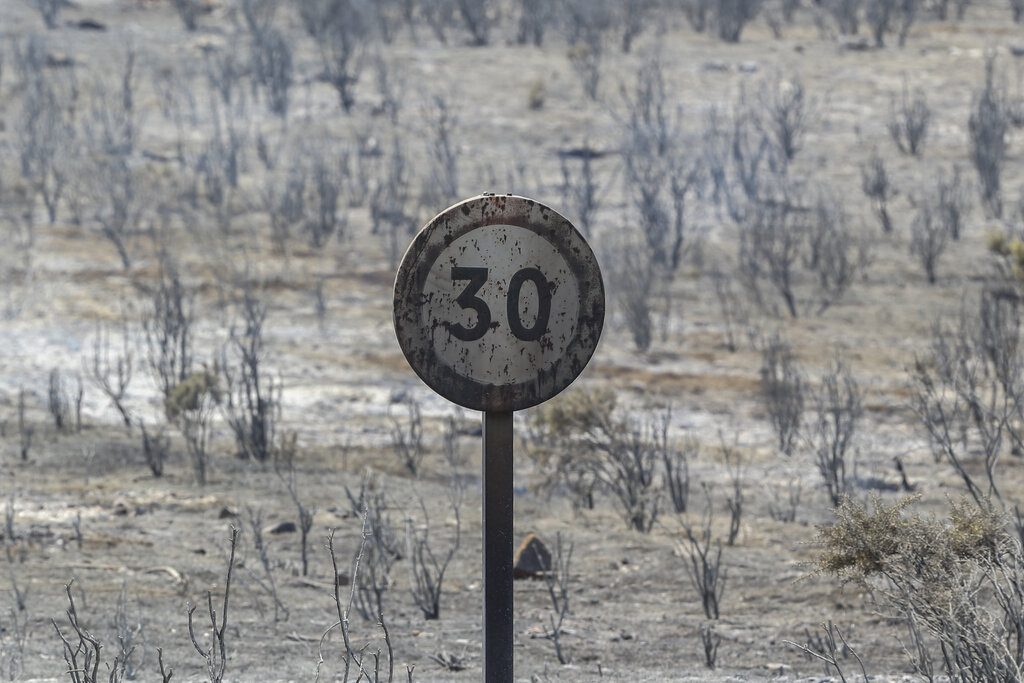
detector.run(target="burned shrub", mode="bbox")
[809,356,863,506]
[909,199,950,285]
[249,27,293,119]
[172,0,202,31]
[85,319,134,428]
[528,390,667,532]
[47,369,82,434]
[715,0,763,42]
[311,0,372,112]
[323,523,404,679]
[263,159,306,251]
[389,395,425,476]
[756,74,814,163]
[143,256,194,402]
[88,156,147,271]
[721,439,745,546]
[406,484,463,620]
[679,496,728,620]
[204,48,245,114]
[351,483,402,621]
[421,96,460,212]
[934,165,971,241]
[274,433,316,577]
[682,0,713,31]
[83,49,140,158]
[621,55,702,277]
[16,74,73,225]
[52,582,136,682]
[865,0,916,46]
[822,0,861,34]
[562,0,612,99]
[888,81,931,156]
[456,0,494,45]
[17,389,33,462]
[560,150,604,239]
[538,533,574,664]
[0,187,37,320]
[784,621,867,681]
[221,292,279,463]
[758,334,805,457]
[910,291,1024,508]
[738,187,867,318]
[517,0,549,45]
[139,420,170,478]
[28,0,61,29]
[620,54,703,342]
[664,435,697,514]
[703,78,814,223]
[239,0,277,38]
[187,527,238,680]
[303,148,346,249]
[605,236,655,352]
[243,507,289,622]
[969,56,1016,218]
[861,151,896,234]
[371,138,414,267]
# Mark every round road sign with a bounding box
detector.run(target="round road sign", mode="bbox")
[394,194,604,412]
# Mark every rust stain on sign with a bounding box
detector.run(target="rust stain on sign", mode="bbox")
[393,194,605,412]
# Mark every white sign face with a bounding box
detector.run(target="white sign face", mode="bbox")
[394,195,604,412]
[423,224,581,385]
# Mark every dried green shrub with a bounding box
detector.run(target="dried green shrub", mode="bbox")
[816,496,1005,578]
[164,369,221,422]
[815,496,1024,681]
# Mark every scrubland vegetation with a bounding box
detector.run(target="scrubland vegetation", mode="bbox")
[4,0,1024,680]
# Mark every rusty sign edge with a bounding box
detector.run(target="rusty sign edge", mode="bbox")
[393,194,604,412]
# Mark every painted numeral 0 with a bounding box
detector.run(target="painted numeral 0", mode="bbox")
[449,266,552,342]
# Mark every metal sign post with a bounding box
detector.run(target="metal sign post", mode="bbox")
[394,194,604,682]
[483,411,513,681]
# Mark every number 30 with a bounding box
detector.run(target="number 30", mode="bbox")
[448,266,552,342]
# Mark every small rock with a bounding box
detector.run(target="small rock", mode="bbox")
[842,38,871,51]
[557,146,609,161]
[702,60,730,72]
[112,502,129,516]
[218,506,239,519]
[1011,45,1024,58]
[513,533,551,579]
[75,19,107,31]
[269,521,297,534]
[738,61,759,73]
[143,150,176,163]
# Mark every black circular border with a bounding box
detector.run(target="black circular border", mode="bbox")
[393,195,605,412]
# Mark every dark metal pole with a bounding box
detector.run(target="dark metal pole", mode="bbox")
[483,410,514,683]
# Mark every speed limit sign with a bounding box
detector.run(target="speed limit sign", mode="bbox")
[393,193,603,682]
[393,194,605,412]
